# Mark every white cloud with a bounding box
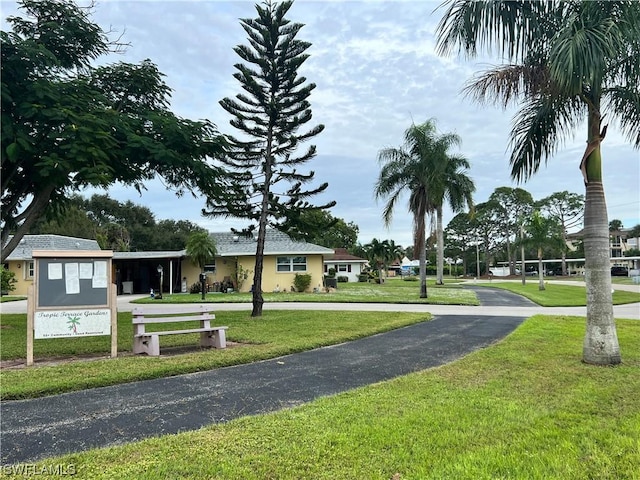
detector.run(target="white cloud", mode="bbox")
[3,0,639,247]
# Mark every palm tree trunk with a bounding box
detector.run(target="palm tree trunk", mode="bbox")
[583,182,620,364]
[581,108,620,364]
[436,205,444,285]
[537,248,545,291]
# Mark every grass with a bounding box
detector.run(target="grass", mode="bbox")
[32,315,640,480]
[136,278,479,305]
[477,281,640,306]
[0,296,26,303]
[0,310,431,400]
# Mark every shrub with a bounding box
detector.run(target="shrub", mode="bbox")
[337,276,348,283]
[1,266,17,295]
[403,275,418,282]
[358,274,369,282]
[327,268,336,277]
[189,282,202,294]
[293,273,312,292]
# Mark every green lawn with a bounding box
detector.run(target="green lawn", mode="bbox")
[0,296,26,303]
[478,281,640,306]
[0,310,431,400]
[37,315,640,480]
[137,278,479,305]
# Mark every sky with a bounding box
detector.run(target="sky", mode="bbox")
[2,0,639,248]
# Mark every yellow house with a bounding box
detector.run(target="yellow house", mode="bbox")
[4,231,333,296]
[3,235,101,296]
[184,230,334,294]
[111,230,333,295]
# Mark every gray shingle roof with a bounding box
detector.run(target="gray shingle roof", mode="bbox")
[4,235,101,261]
[211,230,334,257]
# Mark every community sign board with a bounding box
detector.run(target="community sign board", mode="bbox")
[27,250,117,366]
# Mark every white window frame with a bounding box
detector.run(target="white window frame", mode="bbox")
[26,260,34,279]
[276,256,307,272]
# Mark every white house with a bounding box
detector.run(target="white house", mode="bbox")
[323,248,368,282]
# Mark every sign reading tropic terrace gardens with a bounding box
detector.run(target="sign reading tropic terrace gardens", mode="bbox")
[34,309,112,339]
[27,250,117,366]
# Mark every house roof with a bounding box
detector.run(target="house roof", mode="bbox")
[5,230,333,262]
[324,248,368,264]
[211,230,334,257]
[4,235,101,261]
[112,251,184,260]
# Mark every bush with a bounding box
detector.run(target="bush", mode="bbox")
[358,274,369,283]
[403,275,418,282]
[189,282,202,294]
[1,266,17,295]
[293,273,312,292]
[337,276,348,283]
[327,268,336,278]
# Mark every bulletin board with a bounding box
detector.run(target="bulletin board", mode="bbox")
[27,250,117,366]
[36,257,110,307]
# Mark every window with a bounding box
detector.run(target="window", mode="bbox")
[204,263,216,273]
[277,256,307,272]
[26,261,34,279]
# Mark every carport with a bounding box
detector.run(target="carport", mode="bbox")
[113,251,186,295]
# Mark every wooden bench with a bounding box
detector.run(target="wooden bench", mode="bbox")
[132,305,227,357]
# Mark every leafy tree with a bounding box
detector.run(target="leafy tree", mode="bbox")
[523,211,565,290]
[185,232,217,300]
[285,209,359,249]
[488,187,534,275]
[1,266,17,295]
[436,0,640,365]
[537,191,585,275]
[206,0,332,317]
[375,120,465,297]
[1,0,226,262]
[469,201,503,275]
[444,211,475,275]
[154,219,207,251]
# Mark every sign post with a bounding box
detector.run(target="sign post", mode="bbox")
[27,250,116,366]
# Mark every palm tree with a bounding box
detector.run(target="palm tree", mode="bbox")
[524,211,565,291]
[436,1,640,365]
[430,151,475,285]
[364,238,392,284]
[375,119,471,296]
[185,232,217,300]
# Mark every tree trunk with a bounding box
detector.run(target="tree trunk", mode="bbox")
[537,248,545,291]
[1,185,56,263]
[436,205,444,285]
[583,182,620,364]
[419,225,427,299]
[581,108,620,365]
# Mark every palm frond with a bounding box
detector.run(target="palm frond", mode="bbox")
[605,87,640,147]
[464,63,551,108]
[435,0,556,60]
[509,95,584,182]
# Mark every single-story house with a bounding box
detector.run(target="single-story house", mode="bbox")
[3,235,102,296]
[323,248,368,282]
[3,230,335,296]
[196,230,334,294]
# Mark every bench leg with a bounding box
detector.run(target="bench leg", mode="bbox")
[214,329,226,349]
[134,335,160,356]
[147,335,160,356]
[200,330,226,349]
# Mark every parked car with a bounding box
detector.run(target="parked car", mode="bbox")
[611,266,629,277]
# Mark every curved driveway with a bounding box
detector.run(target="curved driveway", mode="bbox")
[1,283,638,464]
